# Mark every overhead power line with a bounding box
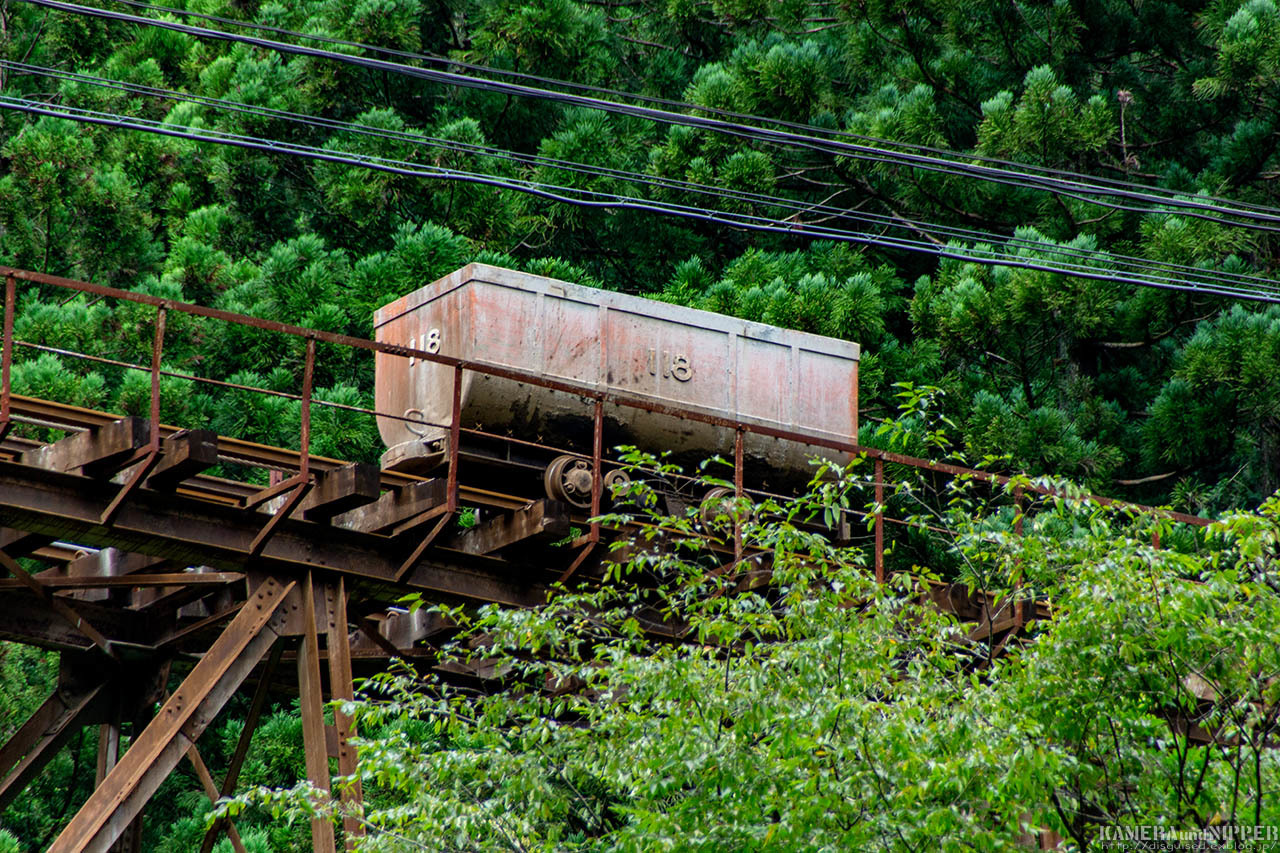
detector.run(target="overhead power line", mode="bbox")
[96,0,1280,224]
[9,59,1280,299]
[2,94,1277,305]
[21,0,1280,235]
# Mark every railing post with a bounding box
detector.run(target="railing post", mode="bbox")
[874,457,884,584]
[0,275,13,441]
[148,305,167,453]
[590,398,603,543]
[733,428,744,563]
[1013,485,1025,629]
[446,364,462,512]
[299,336,315,478]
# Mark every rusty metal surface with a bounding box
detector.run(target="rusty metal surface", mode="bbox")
[0,265,1213,526]
[198,640,283,853]
[296,573,336,853]
[324,579,364,847]
[374,264,860,474]
[47,577,294,853]
[0,458,547,607]
[0,262,1227,853]
[0,678,108,813]
[1,394,529,508]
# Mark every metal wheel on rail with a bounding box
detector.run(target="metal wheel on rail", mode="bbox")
[543,455,595,509]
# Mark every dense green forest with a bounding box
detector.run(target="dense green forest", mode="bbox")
[2,0,1280,849]
[2,0,1280,509]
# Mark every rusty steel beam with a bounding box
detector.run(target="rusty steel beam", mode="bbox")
[301,463,381,521]
[0,459,545,606]
[128,571,234,614]
[21,417,150,476]
[0,548,118,659]
[248,479,312,557]
[395,511,453,582]
[0,591,151,651]
[95,715,120,787]
[50,547,167,581]
[296,573,337,853]
[1,395,548,512]
[0,572,242,590]
[198,639,284,853]
[146,430,219,491]
[331,477,446,534]
[555,541,598,586]
[387,502,451,539]
[446,499,571,556]
[4,394,426,491]
[356,618,407,659]
[47,577,294,853]
[325,579,364,847]
[0,680,108,812]
[158,602,245,651]
[185,744,248,853]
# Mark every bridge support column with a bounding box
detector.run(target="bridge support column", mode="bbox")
[297,572,337,853]
[324,577,364,848]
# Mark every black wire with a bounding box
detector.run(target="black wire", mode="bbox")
[3,91,1271,301]
[11,59,1278,296]
[22,0,1280,234]
[98,0,1280,220]
[3,95,1276,305]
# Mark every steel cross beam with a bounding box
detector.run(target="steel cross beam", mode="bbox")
[47,577,295,853]
[197,639,283,853]
[324,578,364,847]
[0,458,545,607]
[0,680,107,813]
[297,572,336,852]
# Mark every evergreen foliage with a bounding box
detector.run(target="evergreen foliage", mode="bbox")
[2,0,1280,848]
[1,0,1275,511]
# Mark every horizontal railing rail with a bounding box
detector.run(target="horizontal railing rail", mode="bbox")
[0,264,1214,581]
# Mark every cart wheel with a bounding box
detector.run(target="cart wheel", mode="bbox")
[602,468,631,503]
[544,455,594,509]
[700,486,736,527]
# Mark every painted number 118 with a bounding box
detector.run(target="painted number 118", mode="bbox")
[647,348,692,382]
[408,328,441,366]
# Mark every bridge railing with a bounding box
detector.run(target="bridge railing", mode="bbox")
[0,265,1214,584]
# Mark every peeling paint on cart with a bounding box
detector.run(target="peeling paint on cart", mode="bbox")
[374,264,860,479]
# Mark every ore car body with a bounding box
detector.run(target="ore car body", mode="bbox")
[374,264,860,504]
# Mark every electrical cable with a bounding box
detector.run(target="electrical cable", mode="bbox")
[8,59,1277,297]
[4,91,1275,301]
[98,0,1280,221]
[2,94,1277,304]
[22,0,1280,234]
